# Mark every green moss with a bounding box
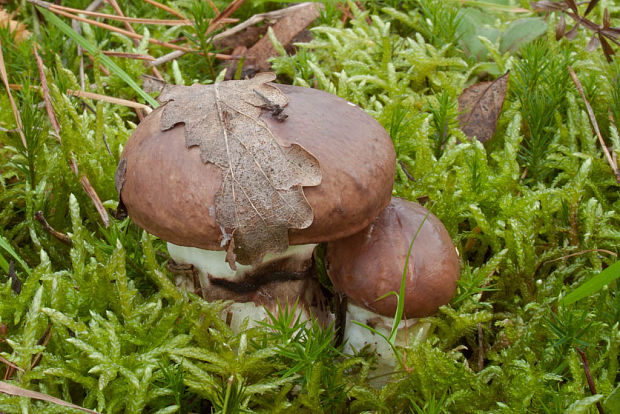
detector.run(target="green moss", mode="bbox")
[0,0,619,412]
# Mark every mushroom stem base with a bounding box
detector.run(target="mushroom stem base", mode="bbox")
[166,243,332,329]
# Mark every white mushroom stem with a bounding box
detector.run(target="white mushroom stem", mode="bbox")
[167,242,317,291]
[344,303,431,380]
[167,242,327,331]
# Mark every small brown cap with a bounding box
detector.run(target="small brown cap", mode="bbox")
[325,197,460,318]
[119,83,395,250]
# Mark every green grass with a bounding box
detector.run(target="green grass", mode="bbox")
[1,0,619,412]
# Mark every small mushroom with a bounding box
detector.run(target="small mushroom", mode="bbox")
[118,81,396,326]
[325,197,460,366]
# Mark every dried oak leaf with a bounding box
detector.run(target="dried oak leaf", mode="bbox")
[159,73,321,265]
[458,71,510,143]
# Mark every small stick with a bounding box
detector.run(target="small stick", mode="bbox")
[205,0,220,14]
[101,51,155,60]
[208,0,247,35]
[543,248,617,265]
[0,40,27,149]
[34,211,72,245]
[399,160,416,181]
[32,3,197,54]
[33,45,62,142]
[568,66,620,183]
[148,50,185,67]
[41,2,191,25]
[0,356,23,373]
[81,176,109,228]
[213,3,315,43]
[67,89,152,112]
[575,347,605,414]
[86,54,111,76]
[142,0,187,20]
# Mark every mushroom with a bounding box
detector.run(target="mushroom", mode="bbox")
[325,197,460,366]
[117,75,396,326]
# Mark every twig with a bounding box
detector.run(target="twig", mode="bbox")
[0,40,27,149]
[37,2,191,25]
[208,0,247,35]
[205,0,220,14]
[34,211,72,245]
[398,160,416,181]
[67,89,153,112]
[80,176,109,228]
[142,0,186,20]
[575,347,605,414]
[33,45,61,142]
[148,50,185,67]
[543,249,617,265]
[0,356,23,373]
[568,66,620,183]
[101,51,155,60]
[85,55,111,76]
[31,2,202,55]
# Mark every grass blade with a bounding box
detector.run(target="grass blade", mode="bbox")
[560,260,620,305]
[0,235,31,275]
[388,210,431,343]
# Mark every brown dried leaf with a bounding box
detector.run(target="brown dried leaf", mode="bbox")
[243,2,321,73]
[565,24,580,40]
[0,381,99,413]
[586,33,601,51]
[457,72,510,143]
[0,9,30,42]
[159,73,321,264]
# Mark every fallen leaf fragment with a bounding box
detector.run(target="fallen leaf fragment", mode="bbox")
[158,73,321,264]
[0,9,30,42]
[458,71,510,143]
[0,381,99,413]
[241,2,321,74]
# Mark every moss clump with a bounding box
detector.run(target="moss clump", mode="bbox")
[1,0,619,412]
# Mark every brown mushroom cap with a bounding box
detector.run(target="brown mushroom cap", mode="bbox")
[119,83,395,250]
[325,197,460,318]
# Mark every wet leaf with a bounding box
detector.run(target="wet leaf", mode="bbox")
[586,33,600,51]
[565,24,580,40]
[457,72,510,143]
[159,73,321,264]
[500,18,548,54]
